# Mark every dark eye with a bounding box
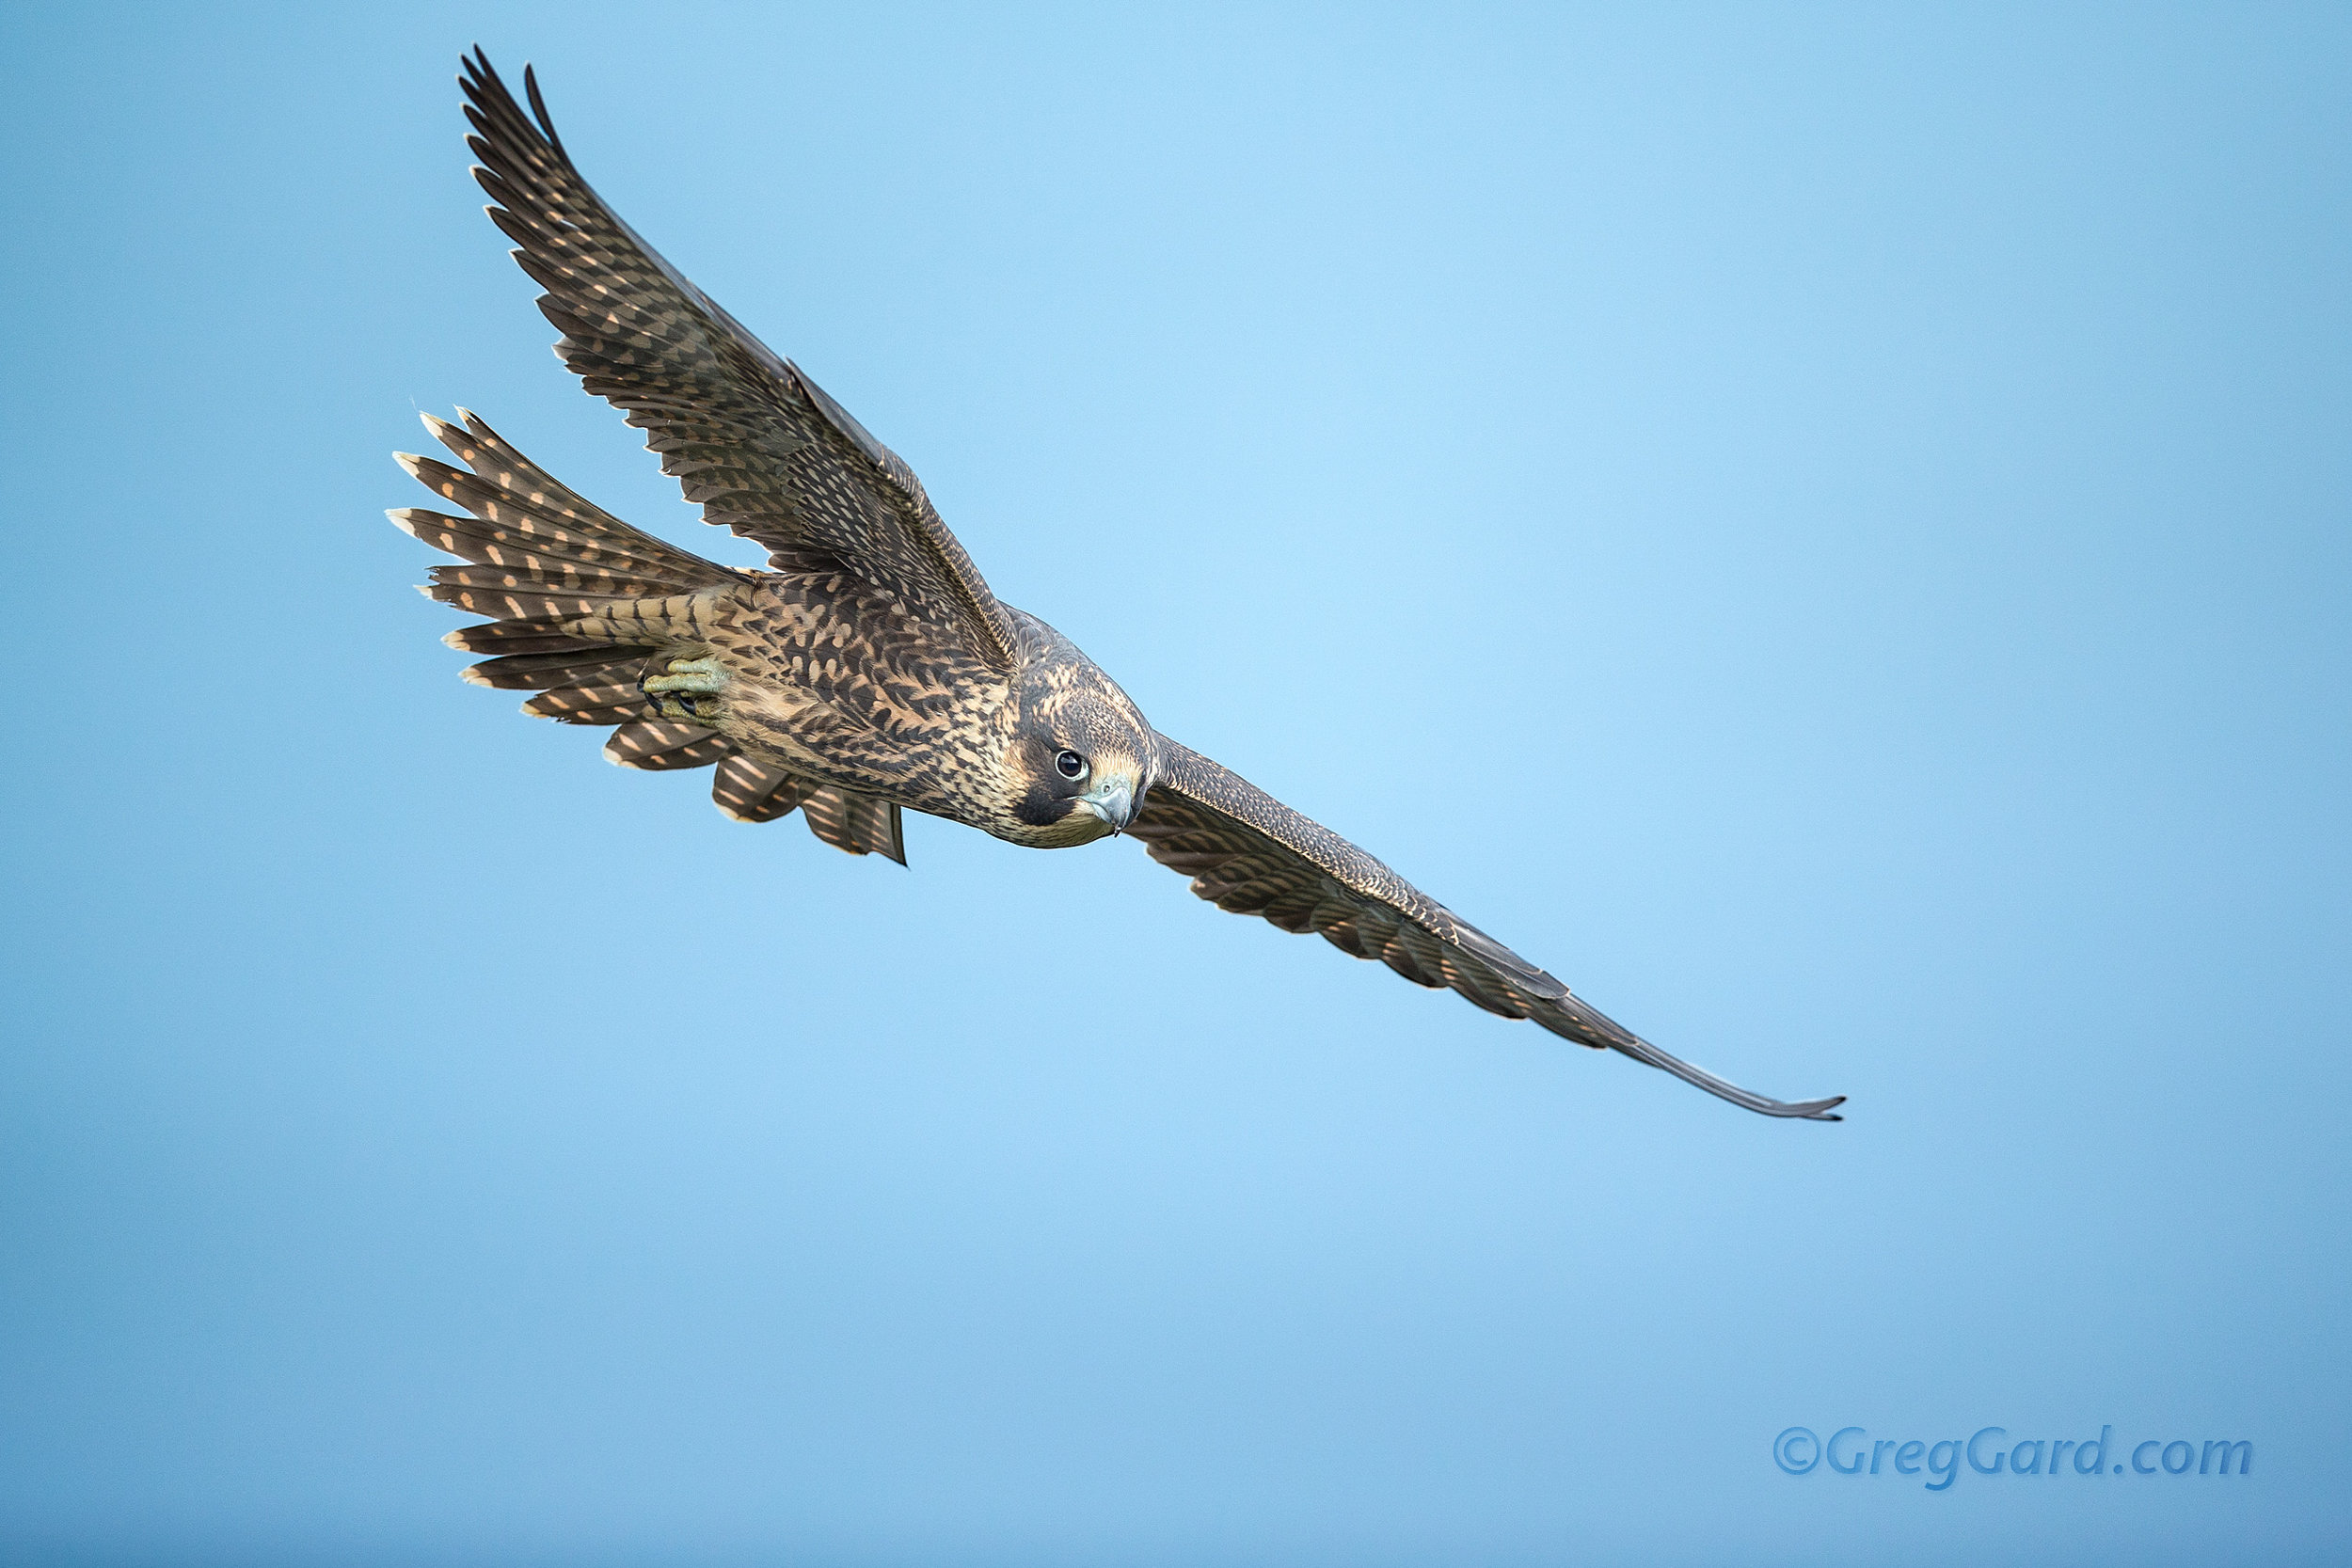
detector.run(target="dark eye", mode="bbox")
[1055,749,1088,780]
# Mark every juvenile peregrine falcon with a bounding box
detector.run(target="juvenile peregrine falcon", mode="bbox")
[392,51,1844,1120]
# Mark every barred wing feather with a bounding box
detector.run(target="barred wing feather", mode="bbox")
[457,50,1017,673]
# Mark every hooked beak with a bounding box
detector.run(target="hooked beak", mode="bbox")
[1073,773,1136,834]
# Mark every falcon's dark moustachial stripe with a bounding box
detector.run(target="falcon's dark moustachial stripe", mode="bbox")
[389,49,1846,1121]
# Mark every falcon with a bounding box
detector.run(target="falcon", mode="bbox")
[391,51,1845,1120]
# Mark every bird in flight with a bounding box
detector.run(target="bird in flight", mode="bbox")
[391,50,1844,1120]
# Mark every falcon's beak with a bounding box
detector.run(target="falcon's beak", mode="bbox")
[1074,773,1136,834]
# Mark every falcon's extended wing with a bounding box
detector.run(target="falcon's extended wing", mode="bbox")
[1130,740,1845,1119]
[458,51,1018,672]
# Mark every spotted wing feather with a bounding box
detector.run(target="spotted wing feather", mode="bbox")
[605,721,733,772]
[712,755,818,825]
[457,51,1017,673]
[803,787,908,864]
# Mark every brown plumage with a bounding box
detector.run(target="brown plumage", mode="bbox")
[389,50,1845,1119]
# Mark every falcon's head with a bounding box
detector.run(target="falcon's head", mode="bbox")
[999,641,1156,847]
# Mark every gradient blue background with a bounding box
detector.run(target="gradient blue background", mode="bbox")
[4,4,2346,1563]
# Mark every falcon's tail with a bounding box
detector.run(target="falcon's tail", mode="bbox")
[389,408,908,863]
[392,405,738,618]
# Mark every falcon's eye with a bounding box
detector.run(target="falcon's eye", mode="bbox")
[1055,749,1088,781]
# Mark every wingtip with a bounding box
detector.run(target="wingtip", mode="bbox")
[521,62,566,158]
[1757,1093,1846,1122]
[1597,1026,1850,1123]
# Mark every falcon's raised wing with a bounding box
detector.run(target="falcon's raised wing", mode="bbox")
[458,51,1018,672]
[1130,740,1845,1119]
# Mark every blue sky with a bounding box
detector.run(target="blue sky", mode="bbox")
[3,4,2346,1563]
